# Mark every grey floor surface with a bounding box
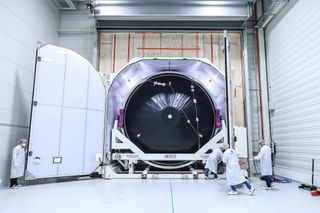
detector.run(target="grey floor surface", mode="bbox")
[0,177,319,213]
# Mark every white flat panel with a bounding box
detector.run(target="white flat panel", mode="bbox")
[28,105,60,178]
[266,0,320,183]
[58,108,86,175]
[83,110,105,173]
[35,46,66,106]
[27,45,105,179]
[87,67,105,111]
[63,54,90,108]
[234,126,248,158]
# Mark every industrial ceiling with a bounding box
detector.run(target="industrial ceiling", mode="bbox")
[53,0,254,30]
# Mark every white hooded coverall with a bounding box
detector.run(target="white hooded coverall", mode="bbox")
[222,148,246,186]
[205,148,223,174]
[254,145,272,176]
[10,144,26,178]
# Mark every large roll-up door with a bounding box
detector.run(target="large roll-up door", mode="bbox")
[266,0,320,185]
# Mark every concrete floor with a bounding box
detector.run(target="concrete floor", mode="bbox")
[0,178,319,213]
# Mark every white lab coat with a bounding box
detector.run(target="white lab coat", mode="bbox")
[205,148,223,174]
[254,145,272,176]
[10,145,26,178]
[222,148,246,186]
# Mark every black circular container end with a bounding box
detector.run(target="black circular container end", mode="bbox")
[124,73,216,154]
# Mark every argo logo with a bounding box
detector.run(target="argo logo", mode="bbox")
[163,154,177,159]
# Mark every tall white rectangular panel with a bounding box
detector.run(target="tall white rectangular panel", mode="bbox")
[58,108,87,175]
[63,55,90,108]
[33,47,65,106]
[27,45,105,179]
[266,0,320,185]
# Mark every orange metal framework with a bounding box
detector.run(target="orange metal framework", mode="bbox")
[210,33,214,63]
[127,33,131,62]
[196,32,199,58]
[112,34,117,73]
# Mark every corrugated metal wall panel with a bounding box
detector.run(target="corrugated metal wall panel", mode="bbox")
[266,0,320,185]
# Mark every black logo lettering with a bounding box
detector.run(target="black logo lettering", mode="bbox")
[163,154,177,159]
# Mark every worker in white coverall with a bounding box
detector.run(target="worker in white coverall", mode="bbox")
[222,144,255,195]
[10,139,27,189]
[204,147,223,179]
[254,139,273,190]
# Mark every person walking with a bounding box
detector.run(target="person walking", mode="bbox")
[222,143,255,195]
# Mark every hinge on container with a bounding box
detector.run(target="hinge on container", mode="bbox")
[33,101,38,106]
[37,56,41,62]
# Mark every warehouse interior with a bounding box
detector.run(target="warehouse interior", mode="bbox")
[0,0,319,212]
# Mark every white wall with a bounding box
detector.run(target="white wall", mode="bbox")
[58,4,97,66]
[0,0,59,187]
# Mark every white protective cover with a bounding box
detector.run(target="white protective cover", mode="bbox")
[27,44,105,179]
